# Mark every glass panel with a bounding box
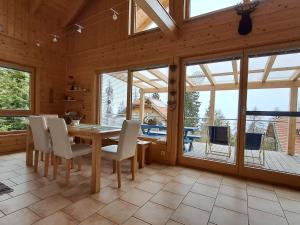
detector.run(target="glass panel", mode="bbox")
[100,71,128,128]
[245,52,300,176]
[132,67,169,141]
[133,0,169,33]
[0,117,28,131]
[189,0,238,18]
[0,67,30,110]
[183,58,240,165]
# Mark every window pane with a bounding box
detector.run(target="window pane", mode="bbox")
[0,67,30,110]
[133,0,169,33]
[100,71,128,128]
[189,0,238,18]
[132,67,169,141]
[0,117,28,131]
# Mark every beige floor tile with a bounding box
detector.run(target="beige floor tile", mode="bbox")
[191,183,218,198]
[149,174,172,184]
[219,184,247,200]
[136,180,164,194]
[9,173,39,185]
[62,182,91,202]
[171,204,210,225]
[0,208,40,225]
[275,187,300,201]
[151,190,184,209]
[215,194,247,214]
[31,183,64,199]
[182,192,214,212]
[0,171,19,180]
[163,182,191,195]
[285,210,300,225]
[29,194,72,217]
[279,197,300,214]
[172,174,196,186]
[91,186,124,204]
[98,200,138,224]
[122,217,150,225]
[165,220,182,225]
[247,186,278,201]
[63,197,105,221]
[197,176,221,187]
[0,192,40,214]
[109,180,137,192]
[9,180,43,197]
[222,177,247,189]
[79,214,116,225]
[248,196,284,217]
[248,208,288,225]
[120,188,153,207]
[210,206,248,225]
[179,168,202,179]
[160,168,180,177]
[247,181,274,191]
[139,167,159,176]
[33,211,78,225]
[0,194,11,202]
[135,201,173,225]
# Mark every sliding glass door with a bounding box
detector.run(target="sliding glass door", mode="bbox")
[179,55,242,173]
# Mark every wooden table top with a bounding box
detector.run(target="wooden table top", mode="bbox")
[67,124,121,138]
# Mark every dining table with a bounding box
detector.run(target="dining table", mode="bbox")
[26,123,121,193]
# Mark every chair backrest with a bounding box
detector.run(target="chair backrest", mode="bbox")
[47,118,73,159]
[117,120,141,160]
[208,126,229,145]
[40,114,59,127]
[29,116,52,153]
[245,132,264,150]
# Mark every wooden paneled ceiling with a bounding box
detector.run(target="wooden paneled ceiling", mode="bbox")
[30,0,90,27]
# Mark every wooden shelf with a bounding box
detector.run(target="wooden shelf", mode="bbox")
[64,100,77,102]
[66,89,81,92]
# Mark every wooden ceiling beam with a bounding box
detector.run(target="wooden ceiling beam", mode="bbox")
[135,0,178,40]
[199,64,216,85]
[262,55,277,82]
[148,69,168,83]
[133,72,163,89]
[30,0,43,15]
[232,60,239,84]
[289,69,300,81]
[62,0,89,27]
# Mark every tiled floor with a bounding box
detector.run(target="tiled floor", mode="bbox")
[0,153,300,225]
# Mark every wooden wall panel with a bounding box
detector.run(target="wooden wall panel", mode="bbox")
[65,0,300,164]
[0,0,66,153]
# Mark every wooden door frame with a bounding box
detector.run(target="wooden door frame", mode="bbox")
[177,51,243,176]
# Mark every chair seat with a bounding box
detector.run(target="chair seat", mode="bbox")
[101,145,119,160]
[71,144,92,157]
[137,140,151,145]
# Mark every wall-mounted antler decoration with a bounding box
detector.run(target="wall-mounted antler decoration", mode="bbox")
[235,0,259,35]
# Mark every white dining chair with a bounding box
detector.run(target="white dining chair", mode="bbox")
[47,118,92,186]
[28,116,52,177]
[101,120,141,188]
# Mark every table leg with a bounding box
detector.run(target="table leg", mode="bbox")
[91,135,101,193]
[26,128,33,167]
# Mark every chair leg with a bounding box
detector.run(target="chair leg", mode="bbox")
[77,157,82,171]
[40,152,44,161]
[44,153,50,177]
[34,150,39,173]
[65,159,71,186]
[112,160,116,173]
[116,161,121,188]
[53,156,58,179]
[131,157,136,181]
[51,152,54,165]
[71,159,74,169]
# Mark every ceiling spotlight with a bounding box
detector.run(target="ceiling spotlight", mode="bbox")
[36,42,41,47]
[50,34,59,43]
[110,8,119,21]
[75,24,84,33]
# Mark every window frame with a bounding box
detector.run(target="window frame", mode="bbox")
[0,60,35,117]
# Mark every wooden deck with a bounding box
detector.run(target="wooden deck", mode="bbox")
[183,142,300,175]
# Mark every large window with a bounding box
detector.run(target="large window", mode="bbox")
[185,0,238,19]
[132,67,169,141]
[99,71,128,128]
[129,0,169,34]
[0,63,33,131]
